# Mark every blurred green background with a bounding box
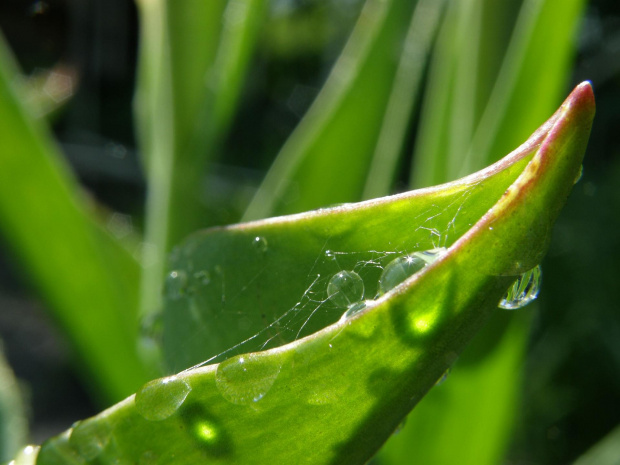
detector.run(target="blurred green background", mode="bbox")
[0,0,618,463]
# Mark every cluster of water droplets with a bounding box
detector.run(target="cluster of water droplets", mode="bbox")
[326,246,541,322]
[328,248,448,321]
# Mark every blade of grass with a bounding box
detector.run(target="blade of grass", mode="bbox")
[242,0,418,221]
[0,35,149,401]
[410,0,523,188]
[134,0,266,318]
[33,83,594,465]
[457,0,587,178]
[361,0,445,200]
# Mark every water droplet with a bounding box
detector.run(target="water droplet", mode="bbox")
[215,353,281,405]
[325,250,336,260]
[341,300,367,320]
[135,376,191,421]
[378,248,446,295]
[252,236,268,252]
[193,270,211,285]
[414,247,447,263]
[164,270,188,300]
[574,165,583,184]
[499,265,542,310]
[327,270,364,308]
[69,419,111,460]
[392,417,407,435]
[379,255,426,294]
[435,367,451,386]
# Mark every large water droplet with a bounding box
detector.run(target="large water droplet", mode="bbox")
[135,376,191,421]
[252,236,268,253]
[164,270,188,300]
[69,419,111,460]
[327,270,364,308]
[378,248,447,295]
[499,265,542,310]
[215,353,281,405]
[379,255,426,294]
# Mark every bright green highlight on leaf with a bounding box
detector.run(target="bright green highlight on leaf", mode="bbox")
[32,83,594,465]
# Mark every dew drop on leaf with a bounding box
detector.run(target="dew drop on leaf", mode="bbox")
[252,236,268,252]
[327,270,364,308]
[392,418,407,436]
[164,270,188,300]
[135,376,191,421]
[341,300,367,320]
[499,265,542,310]
[574,164,584,184]
[379,248,446,295]
[379,255,426,294]
[215,353,282,405]
[413,247,447,264]
[69,419,111,460]
[435,367,451,386]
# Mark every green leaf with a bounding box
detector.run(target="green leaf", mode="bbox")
[0,35,148,402]
[31,83,594,465]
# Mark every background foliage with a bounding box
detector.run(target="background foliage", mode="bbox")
[0,0,618,464]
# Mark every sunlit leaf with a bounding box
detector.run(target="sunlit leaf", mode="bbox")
[32,83,594,465]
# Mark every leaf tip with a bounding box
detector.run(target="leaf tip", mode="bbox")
[565,81,596,118]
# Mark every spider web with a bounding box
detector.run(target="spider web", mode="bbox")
[148,185,480,374]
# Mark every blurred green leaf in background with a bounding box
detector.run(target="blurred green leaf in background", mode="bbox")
[0,0,618,463]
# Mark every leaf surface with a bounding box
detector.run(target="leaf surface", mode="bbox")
[35,83,594,465]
